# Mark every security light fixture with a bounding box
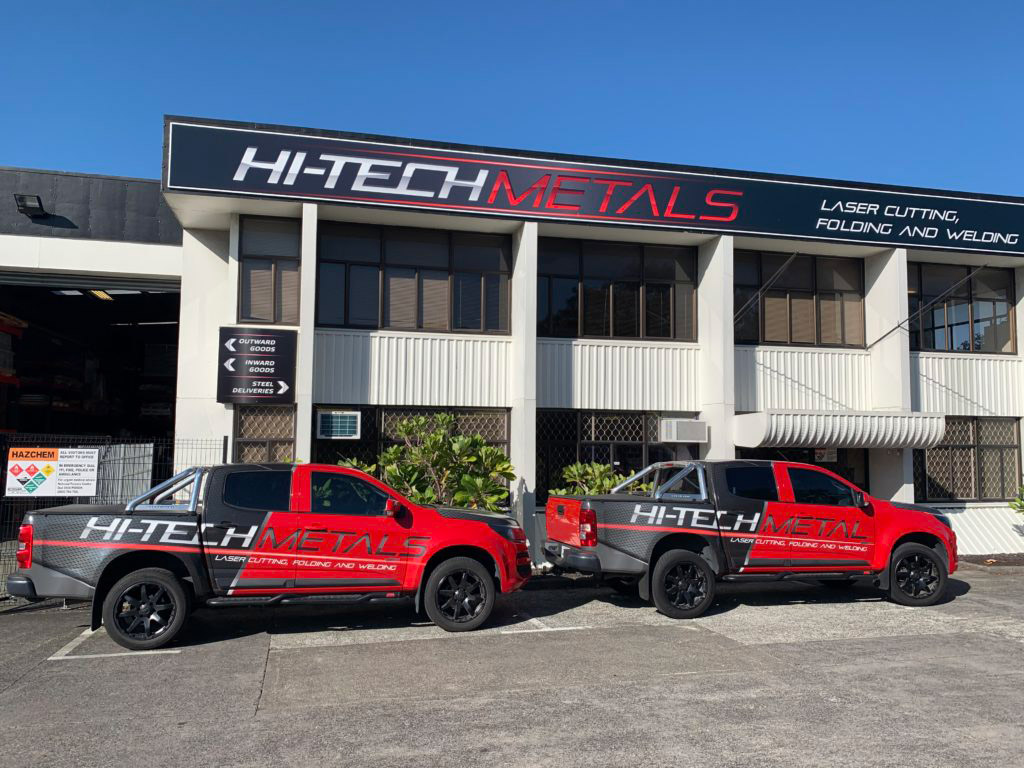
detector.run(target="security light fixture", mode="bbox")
[13,194,46,218]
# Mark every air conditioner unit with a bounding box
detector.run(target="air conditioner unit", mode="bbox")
[658,418,708,444]
[316,410,361,440]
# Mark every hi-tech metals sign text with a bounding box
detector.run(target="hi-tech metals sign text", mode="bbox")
[166,120,1024,255]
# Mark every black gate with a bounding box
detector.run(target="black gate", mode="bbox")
[0,434,226,596]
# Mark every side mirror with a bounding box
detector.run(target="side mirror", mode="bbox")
[853,491,870,509]
[384,498,403,517]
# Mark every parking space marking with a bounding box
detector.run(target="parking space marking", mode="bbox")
[499,626,592,634]
[47,629,181,660]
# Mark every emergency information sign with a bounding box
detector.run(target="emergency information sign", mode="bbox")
[4,447,99,497]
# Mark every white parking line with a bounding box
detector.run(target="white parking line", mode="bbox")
[47,628,180,661]
[500,626,592,635]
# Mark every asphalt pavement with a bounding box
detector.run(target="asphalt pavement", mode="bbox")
[0,563,1022,768]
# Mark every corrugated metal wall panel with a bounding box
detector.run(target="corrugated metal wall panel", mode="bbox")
[933,504,1024,555]
[537,339,700,411]
[314,329,511,406]
[911,352,1024,416]
[735,346,871,412]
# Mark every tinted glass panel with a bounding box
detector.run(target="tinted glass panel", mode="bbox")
[550,277,579,337]
[583,279,610,335]
[420,270,449,330]
[319,223,380,263]
[317,263,346,325]
[384,268,417,328]
[348,265,379,326]
[764,253,812,290]
[224,470,292,510]
[734,251,761,286]
[241,259,273,322]
[385,229,448,268]
[922,264,970,297]
[724,466,778,501]
[485,273,509,331]
[538,239,579,275]
[789,468,855,506]
[311,472,388,516]
[453,272,482,330]
[613,282,639,337]
[582,242,641,279]
[645,283,672,338]
[276,260,300,325]
[733,287,759,343]
[645,246,695,281]
[675,282,695,341]
[453,233,511,272]
[242,218,300,258]
[816,258,860,292]
[537,276,550,336]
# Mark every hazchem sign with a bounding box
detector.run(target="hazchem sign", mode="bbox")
[5,447,99,497]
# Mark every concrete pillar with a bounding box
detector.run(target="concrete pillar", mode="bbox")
[509,222,538,546]
[173,226,234,448]
[863,247,914,501]
[697,236,735,459]
[293,203,318,461]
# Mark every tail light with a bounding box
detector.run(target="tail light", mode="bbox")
[579,505,597,548]
[16,524,32,570]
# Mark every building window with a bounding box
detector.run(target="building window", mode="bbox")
[239,217,301,325]
[312,406,510,466]
[734,251,865,347]
[908,264,1015,354]
[537,239,697,341]
[234,405,296,463]
[536,410,683,501]
[914,417,1020,502]
[316,224,511,334]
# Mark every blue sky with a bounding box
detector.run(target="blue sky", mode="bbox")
[3,1,1021,195]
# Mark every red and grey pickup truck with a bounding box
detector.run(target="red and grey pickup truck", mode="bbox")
[544,460,957,618]
[8,463,530,649]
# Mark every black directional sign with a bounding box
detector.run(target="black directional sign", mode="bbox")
[216,327,297,404]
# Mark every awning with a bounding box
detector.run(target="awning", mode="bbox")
[733,410,946,449]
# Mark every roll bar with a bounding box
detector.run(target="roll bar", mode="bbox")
[126,467,203,513]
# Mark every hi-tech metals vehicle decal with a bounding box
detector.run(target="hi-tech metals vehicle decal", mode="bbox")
[166,119,1024,254]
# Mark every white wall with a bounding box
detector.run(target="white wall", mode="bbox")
[697,236,734,459]
[0,233,181,279]
[734,346,872,412]
[173,227,234,443]
[911,352,1024,416]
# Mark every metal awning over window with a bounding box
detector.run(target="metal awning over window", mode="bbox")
[734,410,946,449]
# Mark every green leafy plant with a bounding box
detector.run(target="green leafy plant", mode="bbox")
[1010,487,1024,515]
[549,462,652,497]
[335,413,515,511]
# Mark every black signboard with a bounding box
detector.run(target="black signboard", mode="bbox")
[166,118,1024,255]
[216,327,296,404]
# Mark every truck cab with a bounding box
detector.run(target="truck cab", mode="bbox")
[544,460,957,619]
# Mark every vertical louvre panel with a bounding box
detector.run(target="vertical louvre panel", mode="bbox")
[276,260,300,325]
[790,292,815,343]
[385,268,417,328]
[763,291,789,342]
[819,293,842,344]
[317,263,345,325]
[843,293,865,346]
[241,259,273,321]
[675,282,695,341]
[613,282,639,337]
[485,273,509,332]
[453,273,482,330]
[419,270,449,330]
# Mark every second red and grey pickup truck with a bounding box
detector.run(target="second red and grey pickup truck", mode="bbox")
[8,463,531,649]
[544,460,957,618]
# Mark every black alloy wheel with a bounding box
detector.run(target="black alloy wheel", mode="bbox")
[436,570,486,624]
[888,542,948,607]
[102,567,189,650]
[651,549,716,619]
[894,553,940,600]
[423,556,496,632]
[115,582,176,641]
[664,562,708,610]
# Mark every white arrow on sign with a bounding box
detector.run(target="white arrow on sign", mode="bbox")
[223,358,235,372]
[224,338,236,352]
[277,381,290,396]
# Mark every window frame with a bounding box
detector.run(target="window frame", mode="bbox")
[734,250,866,349]
[309,470,391,517]
[915,416,1021,503]
[314,224,512,336]
[237,215,302,326]
[908,262,1017,355]
[537,238,698,342]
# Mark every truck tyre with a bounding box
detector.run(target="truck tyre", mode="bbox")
[102,568,188,651]
[651,550,715,619]
[424,557,495,632]
[888,543,947,607]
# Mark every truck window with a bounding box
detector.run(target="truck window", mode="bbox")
[223,470,292,510]
[724,466,778,501]
[788,468,855,506]
[311,472,388,516]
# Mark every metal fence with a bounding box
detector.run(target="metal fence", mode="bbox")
[0,435,226,596]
